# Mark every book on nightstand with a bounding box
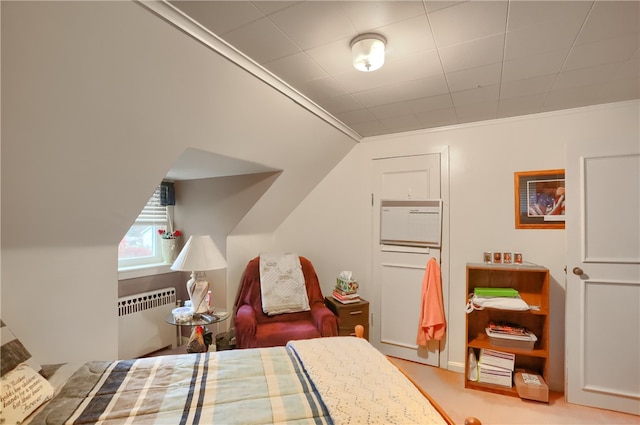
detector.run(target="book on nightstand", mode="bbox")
[332,289,360,304]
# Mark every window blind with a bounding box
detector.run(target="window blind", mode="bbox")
[136,186,168,224]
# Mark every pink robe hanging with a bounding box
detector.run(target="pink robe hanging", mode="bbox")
[416,257,446,345]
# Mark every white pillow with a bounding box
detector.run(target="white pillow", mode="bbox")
[260,253,310,315]
[0,363,54,424]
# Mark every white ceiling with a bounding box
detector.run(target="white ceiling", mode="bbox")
[168,0,639,138]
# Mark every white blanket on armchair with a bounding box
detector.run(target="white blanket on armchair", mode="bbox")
[260,253,310,315]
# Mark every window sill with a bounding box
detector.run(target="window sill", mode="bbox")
[118,263,178,280]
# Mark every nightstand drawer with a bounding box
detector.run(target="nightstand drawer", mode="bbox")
[325,297,369,340]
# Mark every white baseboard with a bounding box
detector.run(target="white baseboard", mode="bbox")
[448,361,465,374]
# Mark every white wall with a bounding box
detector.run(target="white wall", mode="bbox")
[1,1,355,364]
[262,146,373,296]
[273,100,640,392]
[1,246,117,364]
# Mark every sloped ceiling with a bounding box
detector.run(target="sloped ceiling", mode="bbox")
[1,1,356,248]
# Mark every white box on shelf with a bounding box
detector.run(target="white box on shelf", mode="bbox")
[479,348,515,371]
[478,363,513,387]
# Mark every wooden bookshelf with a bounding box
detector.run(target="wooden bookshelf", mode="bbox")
[465,263,549,397]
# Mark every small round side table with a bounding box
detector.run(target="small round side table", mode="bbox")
[164,312,230,350]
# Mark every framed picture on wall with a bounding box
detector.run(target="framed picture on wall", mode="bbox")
[515,169,565,229]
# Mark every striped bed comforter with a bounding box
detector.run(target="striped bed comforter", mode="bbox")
[31,337,447,425]
[32,347,330,425]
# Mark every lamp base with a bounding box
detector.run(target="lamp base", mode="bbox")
[186,271,210,314]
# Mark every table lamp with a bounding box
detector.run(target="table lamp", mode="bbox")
[170,235,227,315]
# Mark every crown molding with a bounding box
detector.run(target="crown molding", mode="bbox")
[137,0,362,143]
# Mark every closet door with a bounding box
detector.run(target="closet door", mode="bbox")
[371,153,445,366]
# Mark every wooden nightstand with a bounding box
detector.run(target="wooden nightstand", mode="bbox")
[325,296,369,340]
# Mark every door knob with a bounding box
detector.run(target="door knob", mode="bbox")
[572,267,584,276]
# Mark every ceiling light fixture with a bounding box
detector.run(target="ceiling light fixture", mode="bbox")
[350,33,386,72]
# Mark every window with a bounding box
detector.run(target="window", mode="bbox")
[118,184,174,270]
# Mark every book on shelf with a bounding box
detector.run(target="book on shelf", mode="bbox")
[486,328,536,341]
[487,321,530,337]
[474,287,519,298]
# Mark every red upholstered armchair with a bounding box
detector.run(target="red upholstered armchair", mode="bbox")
[233,256,339,349]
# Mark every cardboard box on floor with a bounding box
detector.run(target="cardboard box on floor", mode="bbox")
[514,372,549,402]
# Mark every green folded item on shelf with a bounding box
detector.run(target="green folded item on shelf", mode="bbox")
[474,287,519,298]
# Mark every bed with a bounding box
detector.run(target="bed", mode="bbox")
[15,330,480,424]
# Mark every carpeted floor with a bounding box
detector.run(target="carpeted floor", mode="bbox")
[388,357,639,425]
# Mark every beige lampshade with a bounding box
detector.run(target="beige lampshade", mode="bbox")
[170,235,227,272]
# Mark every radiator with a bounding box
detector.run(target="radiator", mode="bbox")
[118,287,176,359]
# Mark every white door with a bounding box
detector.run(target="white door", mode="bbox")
[566,137,640,415]
[372,153,445,366]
